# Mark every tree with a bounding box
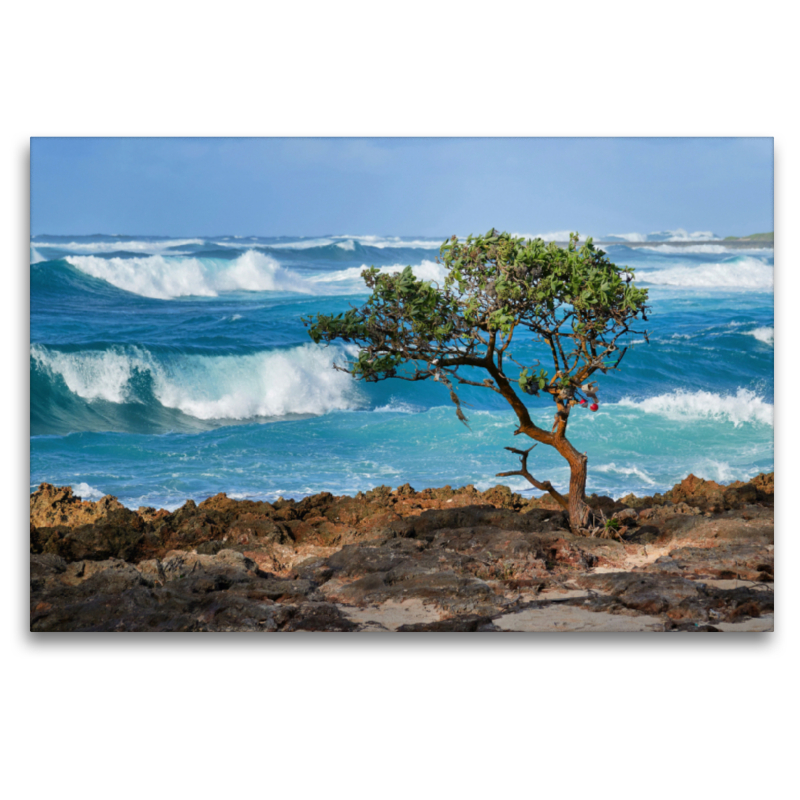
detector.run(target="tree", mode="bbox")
[303,230,649,532]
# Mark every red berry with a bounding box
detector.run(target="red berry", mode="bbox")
[590,403,599,412]
[579,398,586,405]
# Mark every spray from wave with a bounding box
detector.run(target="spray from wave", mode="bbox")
[65,251,318,299]
[748,327,774,345]
[63,250,448,299]
[314,259,448,286]
[617,388,773,427]
[636,256,773,290]
[35,238,205,253]
[31,343,364,420]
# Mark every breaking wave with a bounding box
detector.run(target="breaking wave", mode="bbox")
[748,326,774,345]
[65,251,318,299]
[636,256,773,290]
[31,343,364,422]
[594,463,657,486]
[617,388,773,427]
[314,259,447,286]
[35,238,205,253]
[61,250,448,299]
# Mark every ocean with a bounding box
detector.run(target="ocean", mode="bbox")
[29,231,774,510]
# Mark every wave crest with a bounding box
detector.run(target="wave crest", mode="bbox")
[749,326,774,345]
[31,343,364,420]
[65,250,317,299]
[617,388,773,427]
[636,256,773,290]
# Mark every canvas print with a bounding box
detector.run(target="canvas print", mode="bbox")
[29,137,774,632]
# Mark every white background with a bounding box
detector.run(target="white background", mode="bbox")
[3,3,795,799]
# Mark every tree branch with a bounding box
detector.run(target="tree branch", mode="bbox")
[496,445,568,510]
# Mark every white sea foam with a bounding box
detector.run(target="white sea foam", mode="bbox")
[336,239,356,251]
[334,235,443,249]
[606,232,648,243]
[72,482,105,501]
[641,244,772,255]
[373,400,424,414]
[511,231,592,243]
[748,326,774,345]
[30,247,46,264]
[32,345,140,403]
[66,251,319,299]
[31,343,364,420]
[658,229,719,242]
[594,463,656,486]
[33,238,204,254]
[314,260,448,286]
[617,388,773,427]
[636,256,773,290]
[257,238,337,250]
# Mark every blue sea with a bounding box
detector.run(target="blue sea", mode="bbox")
[30,231,774,510]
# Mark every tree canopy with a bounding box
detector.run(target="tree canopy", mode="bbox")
[304,230,649,531]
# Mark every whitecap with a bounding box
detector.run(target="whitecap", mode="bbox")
[636,256,773,290]
[641,244,772,255]
[32,238,205,254]
[66,250,319,299]
[31,343,364,420]
[605,232,649,243]
[594,463,656,486]
[314,259,448,287]
[617,388,773,427]
[72,482,105,501]
[373,400,424,414]
[748,326,774,345]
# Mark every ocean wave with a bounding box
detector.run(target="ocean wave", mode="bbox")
[605,232,649,243]
[511,231,592,242]
[313,259,448,286]
[641,244,772,255]
[336,235,443,249]
[656,229,719,242]
[31,343,364,420]
[72,482,105,501]
[636,256,773,290]
[748,326,774,345]
[33,238,205,254]
[594,463,657,486]
[65,251,319,299]
[373,400,425,414]
[62,249,448,299]
[617,388,773,427]
[604,229,720,243]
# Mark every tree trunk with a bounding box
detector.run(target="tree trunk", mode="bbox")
[556,439,591,533]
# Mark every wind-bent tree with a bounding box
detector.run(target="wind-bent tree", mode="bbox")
[304,231,649,532]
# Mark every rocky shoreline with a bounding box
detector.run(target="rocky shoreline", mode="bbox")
[30,473,774,632]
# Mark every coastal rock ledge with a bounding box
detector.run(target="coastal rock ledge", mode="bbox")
[30,473,774,632]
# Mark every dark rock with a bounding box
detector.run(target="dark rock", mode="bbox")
[622,525,662,544]
[664,621,721,632]
[281,602,357,632]
[397,615,498,632]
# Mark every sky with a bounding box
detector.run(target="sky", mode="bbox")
[31,137,773,239]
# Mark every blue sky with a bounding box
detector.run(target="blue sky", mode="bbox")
[31,137,773,238]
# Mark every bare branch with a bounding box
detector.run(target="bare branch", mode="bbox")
[496,445,568,510]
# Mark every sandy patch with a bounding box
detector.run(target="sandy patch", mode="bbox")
[712,615,774,632]
[494,606,664,632]
[692,578,773,591]
[339,598,443,631]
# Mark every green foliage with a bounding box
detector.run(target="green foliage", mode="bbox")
[302,229,648,419]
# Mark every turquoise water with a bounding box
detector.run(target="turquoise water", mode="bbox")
[30,233,774,509]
